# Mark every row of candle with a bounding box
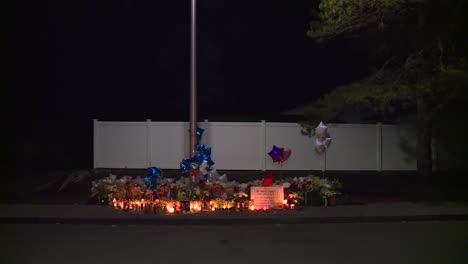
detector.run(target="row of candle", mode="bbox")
[111,198,298,214]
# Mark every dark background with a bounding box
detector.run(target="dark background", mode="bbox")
[8,0,390,174]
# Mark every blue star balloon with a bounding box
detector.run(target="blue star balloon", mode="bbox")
[180,158,191,173]
[180,144,215,174]
[196,127,204,141]
[203,157,215,168]
[196,144,214,168]
[145,167,162,188]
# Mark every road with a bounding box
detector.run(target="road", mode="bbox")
[1,221,467,264]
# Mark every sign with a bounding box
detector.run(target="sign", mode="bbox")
[250,186,284,209]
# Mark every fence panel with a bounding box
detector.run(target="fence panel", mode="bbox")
[95,122,147,168]
[94,120,417,171]
[150,122,188,169]
[208,122,263,170]
[326,124,378,171]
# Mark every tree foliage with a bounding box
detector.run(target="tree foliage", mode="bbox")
[302,0,468,175]
[308,0,422,41]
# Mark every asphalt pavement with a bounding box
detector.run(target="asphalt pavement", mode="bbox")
[1,221,467,264]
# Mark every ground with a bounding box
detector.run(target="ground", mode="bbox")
[2,221,467,264]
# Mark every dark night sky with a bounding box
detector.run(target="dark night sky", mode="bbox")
[10,0,375,171]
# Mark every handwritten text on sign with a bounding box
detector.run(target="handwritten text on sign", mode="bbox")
[250,186,284,209]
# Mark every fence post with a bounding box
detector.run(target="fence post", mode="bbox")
[93,119,99,168]
[260,120,267,171]
[147,119,152,167]
[376,122,382,171]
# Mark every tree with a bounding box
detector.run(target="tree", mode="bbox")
[302,0,468,176]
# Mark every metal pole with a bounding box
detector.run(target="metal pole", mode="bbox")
[189,0,197,158]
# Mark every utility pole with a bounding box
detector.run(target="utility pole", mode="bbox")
[189,0,197,157]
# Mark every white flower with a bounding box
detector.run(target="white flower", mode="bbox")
[282,182,291,188]
[239,183,248,191]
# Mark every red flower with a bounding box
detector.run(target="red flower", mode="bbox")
[211,184,224,197]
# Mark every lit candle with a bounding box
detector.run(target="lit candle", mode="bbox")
[249,205,255,211]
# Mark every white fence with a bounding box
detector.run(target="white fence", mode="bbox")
[93,120,417,171]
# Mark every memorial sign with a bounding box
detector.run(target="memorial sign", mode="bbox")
[250,186,284,209]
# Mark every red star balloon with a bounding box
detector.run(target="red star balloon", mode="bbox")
[268,145,285,163]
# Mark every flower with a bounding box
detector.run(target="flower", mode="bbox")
[299,181,314,192]
[239,183,249,191]
[91,172,342,208]
[129,185,143,199]
[120,176,133,183]
[211,184,224,198]
[132,176,146,188]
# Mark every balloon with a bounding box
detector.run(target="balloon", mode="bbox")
[315,138,325,154]
[145,167,162,188]
[262,172,274,186]
[196,127,204,141]
[181,144,215,174]
[180,158,191,173]
[283,148,292,162]
[315,121,329,139]
[268,145,285,163]
[196,144,214,168]
[314,121,332,155]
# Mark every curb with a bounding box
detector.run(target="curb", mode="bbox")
[2,215,468,225]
